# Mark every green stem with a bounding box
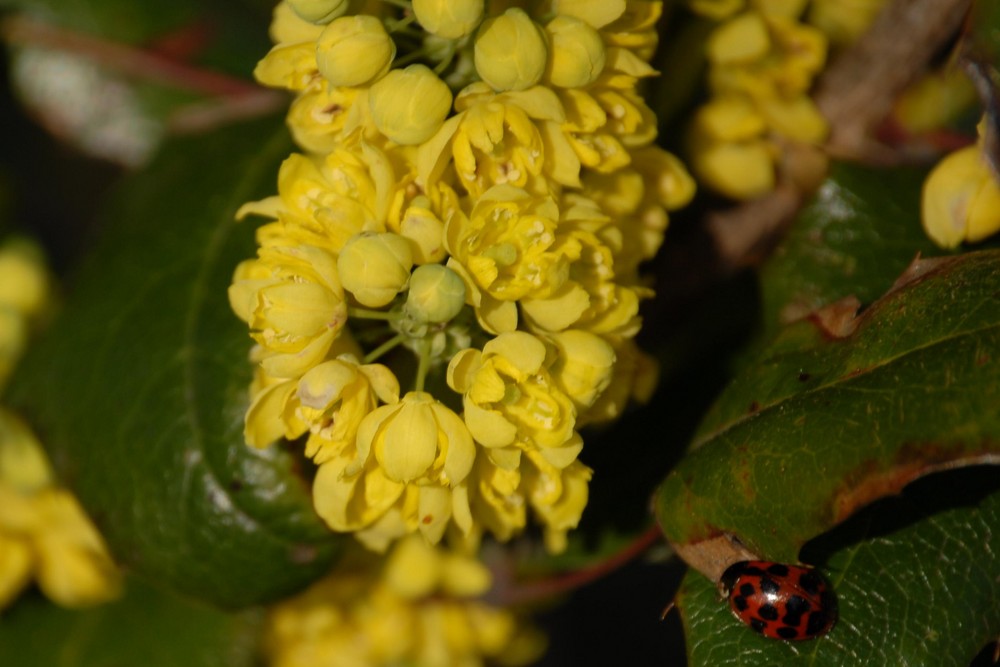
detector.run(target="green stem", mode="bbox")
[349,307,397,321]
[414,336,432,393]
[363,333,406,364]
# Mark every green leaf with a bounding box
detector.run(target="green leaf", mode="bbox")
[759,163,942,335]
[654,250,1000,575]
[6,116,342,608]
[0,579,264,667]
[675,473,1000,666]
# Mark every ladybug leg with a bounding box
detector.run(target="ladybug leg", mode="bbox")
[660,600,676,621]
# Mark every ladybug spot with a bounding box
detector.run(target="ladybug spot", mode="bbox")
[739,583,756,597]
[776,626,799,640]
[782,612,803,628]
[732,595,749,612]
[798,570,823,595]
[806,610,831,636]
[758,604,779,621]
[759,577,780,595]
[766,563,790,577]
[785,595,811,616]
[749,618,767,634]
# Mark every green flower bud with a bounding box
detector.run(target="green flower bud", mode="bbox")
[369,65,453,145]
[405,264,466,324]
[413,0,485,39]
[474,8,548,92]
[545,15,606,88]
[338,232,414,307]
[287,0,349,25]
[316,15,396,88]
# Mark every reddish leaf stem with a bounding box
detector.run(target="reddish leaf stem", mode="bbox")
[1,14,262,97]
[493,524,664,607]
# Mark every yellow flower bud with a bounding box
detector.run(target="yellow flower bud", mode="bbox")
[405,264,466,324]
[0,409,53,493]
[474,8,548,92]
[400,199,447,264]
[707,12,771,65]
[316,15,396,88]
[369,65,453,145]
[545,15,606,88]
[547,330,615,409]
[0,238,50,318]
[693,140,775,200]
[413,0,485,39]
[552,0,626,28]
[922,144,1000,249]
[287,0,349,24]
[338,232,414,307]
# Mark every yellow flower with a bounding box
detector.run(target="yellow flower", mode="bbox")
[553,0,627,28]
[287,0,348,24]
[922,143,1000,249]
[474,9,548,92]
[546,330,616,409]
[445,185,581,304]
[265,538,541,667]
[285,83,361,154]
[369,65,453,145]
[464,456,526,544]
[313,392,475,546]
[688,95,776,199]
[228,244,348,379]
[447,332,583,470]
[808,0,887,45]
[0,238,51,319]
[238,146,400,254]
[413,0,485,39]
[419,85,574,198]
[578,337,659,425]
[523,452,592,554]
[545,15,606,89]
[316,15,396,88]
[337,232,414,308]
[254,3,324,91]
[405,264,467,324]
[0,411,120,609]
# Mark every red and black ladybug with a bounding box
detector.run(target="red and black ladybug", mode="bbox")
[718,560,837,640]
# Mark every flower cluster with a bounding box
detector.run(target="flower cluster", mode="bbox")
[231,0,693,554]
[0,238,120,610]
[0,409,121,609]
[687,1,829,199]
[921,117,1000,249]
[266,536,541,667]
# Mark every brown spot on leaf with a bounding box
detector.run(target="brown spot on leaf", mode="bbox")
[977,353,991,366]
[749,401,761,413]
[831,444,1000,524]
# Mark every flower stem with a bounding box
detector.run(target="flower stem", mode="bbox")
[349,307,398,321]
[363,333,406,364]
[413,336,432,392]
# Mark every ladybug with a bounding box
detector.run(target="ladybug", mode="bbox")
[718,560,837,640]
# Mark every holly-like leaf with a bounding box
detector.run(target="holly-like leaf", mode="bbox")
[654,250,1000,579]
[759,163,942,334]
[675,472,1000,666]
[6,117,342,608]
[0,579,264,667]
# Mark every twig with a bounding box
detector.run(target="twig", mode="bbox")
[491,524,663,607]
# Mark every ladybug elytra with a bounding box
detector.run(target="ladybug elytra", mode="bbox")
[718,560,837,640]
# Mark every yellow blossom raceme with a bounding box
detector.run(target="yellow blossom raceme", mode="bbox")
[413,0,485,39]
[312,391,475,548]
[228,244,348,379]
[315,15,396,88]
[474,8,548,92]
[0,410,120,609]
[921,142,1000,249]
[447,332,584,470]
[265,537,542,667]
[337,232,414,308]
[369,65,453,145]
